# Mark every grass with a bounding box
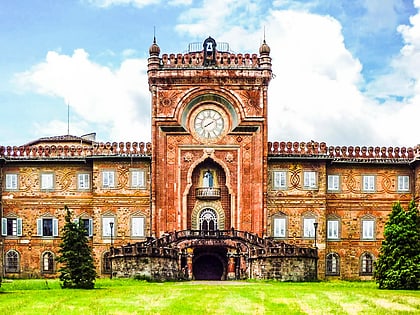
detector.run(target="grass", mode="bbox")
[0,279,419,315]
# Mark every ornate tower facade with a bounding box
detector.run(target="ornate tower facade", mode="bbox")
[148,37,272,237]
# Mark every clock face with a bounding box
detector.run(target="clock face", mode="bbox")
[194,109,224,139]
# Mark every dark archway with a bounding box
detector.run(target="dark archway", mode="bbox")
[193,247,227,280]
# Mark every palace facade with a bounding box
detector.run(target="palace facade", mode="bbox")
[1,37,419,281]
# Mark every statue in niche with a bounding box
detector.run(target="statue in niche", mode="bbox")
[203,169,214,188]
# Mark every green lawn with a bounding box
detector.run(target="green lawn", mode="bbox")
[0,279,419,315]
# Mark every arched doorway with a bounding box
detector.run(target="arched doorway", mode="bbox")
[193,247,227,280]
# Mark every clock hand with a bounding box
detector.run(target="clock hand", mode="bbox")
[204,121,214,128]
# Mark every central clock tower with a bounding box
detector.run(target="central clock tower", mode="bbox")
[148,36,272,237]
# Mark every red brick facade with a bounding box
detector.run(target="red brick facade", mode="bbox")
[1,37,419,280]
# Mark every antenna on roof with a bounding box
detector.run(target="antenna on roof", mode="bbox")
[153,26,156,43]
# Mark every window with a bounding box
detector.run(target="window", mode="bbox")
[5,250,20,273]
[273,217,286,237]
[362,175,375,192]
[327,219,339,240]
[303,171,317,189]
[131,217,145,237]
[102,217,115,237]
[37,218,59,237]
[303,217,316,238]
[5,173,18,190]
[273,171,287,189]
[102,171,115,188]
[2,218,22,236]
[41,173,54,190]
[327,175,340,191]
[326,253,340,276]
[42,252,55,273]
[397,175,409,192]
[131,170,145,188]
[199,208,218,231]
[362,218,375,240]
[78,173,90,190]
[360,253,374,275]
[75,218,93,237]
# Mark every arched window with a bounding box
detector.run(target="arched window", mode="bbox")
[5,250,19,273]
[199,208,218,231]
[360,252,374,275]
[326,253,340,276]
[103,251,111,274]
[42,251,55,273]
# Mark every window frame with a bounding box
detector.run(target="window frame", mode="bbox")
[41,251,55,274]
[102,170,116,189]
[327,174,340,192]
[272,170,287,190]
[77,173,91,190]
[362,175,375,192]
[130,169,146,189]
[74,217,93,237]
[327,218,340,240]
[37,217,59,237]
[303,171,317,189]
[273,216,287,238]
[131,216,145,238]
[361,217,375,240]
[360,252,374,276]
[397,175,409,192]
[303,216,316,238]
[325,252,340,276]
[2,217,23,237]
[40,172,55,190]
[5,250,20,273]
[5,173,18,190]
[102,216,116,238]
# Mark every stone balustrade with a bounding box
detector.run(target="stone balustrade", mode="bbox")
[0,141,152,159]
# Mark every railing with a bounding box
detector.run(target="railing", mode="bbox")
[195,187,221,199]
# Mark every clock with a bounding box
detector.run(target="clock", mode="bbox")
[194,109,224,139]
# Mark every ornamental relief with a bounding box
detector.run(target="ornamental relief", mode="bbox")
[236,89,262,117]
[157,90,183,117]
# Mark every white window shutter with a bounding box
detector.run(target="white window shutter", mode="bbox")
[52,219,59,237]
[88,219,93,237]
[37,219,43,236]
[109,172,115,187]
[17,218,23,236]
[1,218,7,236]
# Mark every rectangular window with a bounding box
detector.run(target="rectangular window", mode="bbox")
[5,173,18,190]
[273,217,286,237]
[327,175,340,191]
[102,171,115,188]
[75,218,93,237]
[397,175,409,192]
[362,220,375,240]
[131,217,145,237]
[1,218,22,236]
[102,217,115,237]
[303,218,316,237]
[327,220,339,239]
[273,171,287,189]
[41,173,54,190]
[362,175,375,192]
[78,173,90,190]
[131,170,145,188]
[303,171,317,189]
[37,218,58,237]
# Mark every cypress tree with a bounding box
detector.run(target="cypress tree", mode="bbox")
[57,205,96,289]
[375,200,420,289]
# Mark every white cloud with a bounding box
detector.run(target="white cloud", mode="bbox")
[15,49,151,142]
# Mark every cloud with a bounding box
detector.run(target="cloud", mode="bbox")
[15,49,151,142]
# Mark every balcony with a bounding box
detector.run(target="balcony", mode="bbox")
[195,187,221,200]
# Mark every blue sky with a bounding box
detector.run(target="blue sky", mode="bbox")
[1,0,419,147]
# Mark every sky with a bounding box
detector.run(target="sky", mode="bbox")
[1,0,419,147]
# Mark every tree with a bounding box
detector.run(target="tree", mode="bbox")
[57,206,96,289]
[375,200,420,289]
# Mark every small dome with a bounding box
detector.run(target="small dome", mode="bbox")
[149,37,160,55]
[259,40,270,55]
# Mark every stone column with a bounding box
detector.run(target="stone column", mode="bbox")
[227,254,236,280]
[187,247,194,280]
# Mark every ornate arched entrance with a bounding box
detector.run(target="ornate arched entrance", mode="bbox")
[192,247,227,280]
